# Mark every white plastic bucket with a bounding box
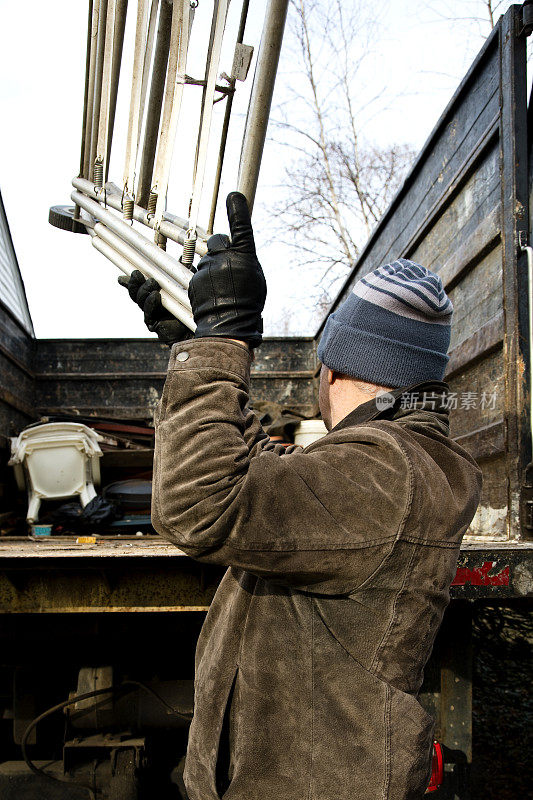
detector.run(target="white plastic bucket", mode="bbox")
[293,419,327,448]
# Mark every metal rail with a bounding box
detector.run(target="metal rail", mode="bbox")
[73,177,208,254]
[105,0,129,182]
[82,1,99,180]
[151,0,193,234]
[59,0,289,320]
[95,0,117,184]
[208,0,251,233]
[89,227,195,329]
[72,189,193,289]
[79,0,94,181]
[75,0,95,221]
[185,0,229,240]
[237,0,289,210]
[89,0,109,179]
[140,0,160,122]
[137,0,173,207]
[123,0,150,198]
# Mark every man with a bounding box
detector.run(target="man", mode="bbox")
[120,192,481,800]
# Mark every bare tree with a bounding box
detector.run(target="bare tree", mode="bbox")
[269,0,416,314]
[425,0,510,32]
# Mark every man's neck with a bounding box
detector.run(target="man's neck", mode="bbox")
[329,388,385,428]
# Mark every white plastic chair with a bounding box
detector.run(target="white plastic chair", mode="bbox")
[9,423,104,523]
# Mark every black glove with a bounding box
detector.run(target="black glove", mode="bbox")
[188,192,267,347]
[118,270,190,346]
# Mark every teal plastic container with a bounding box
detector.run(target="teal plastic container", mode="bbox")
[31,524,52,536]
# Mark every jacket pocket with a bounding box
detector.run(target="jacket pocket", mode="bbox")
[385,686,434,800]
[184,664,239,800]
[215,669,238,797]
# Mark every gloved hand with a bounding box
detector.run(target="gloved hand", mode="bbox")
[188,191,267,347]
[118,270,190,346]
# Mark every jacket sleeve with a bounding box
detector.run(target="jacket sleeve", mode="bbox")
[152,338,412,593]
[242,402,301,458]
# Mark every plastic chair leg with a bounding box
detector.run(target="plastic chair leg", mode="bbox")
[27,494,41,523]
[80,483,97,508]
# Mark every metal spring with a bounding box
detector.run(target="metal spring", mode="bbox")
[181,235,197,268]
[93,159,104,189]
[147,190,158,216]
[155,230,167,251]
[123,196,134,222]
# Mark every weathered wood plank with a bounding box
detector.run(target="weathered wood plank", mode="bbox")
[404,115,499,262]
[454,419,505,461]
[447,245,503,351]
[438,205,500,290]
[250,376,318,415]
[411,144,500,277]
[33,338,319,420]
[34,338,171,375]
[34,338,317,376]
[447,348,505,439]
[466,453,509,539]
[0,402,32,448]
[0,387,34,419]
[446,312,503,378]
[0,306,33,371]
[38,405,160,421]
[0,306,35,439]
[36,378,164,421]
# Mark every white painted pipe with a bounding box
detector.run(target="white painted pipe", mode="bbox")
[186,0,229,233]
[72,177,208,255]
[88,228,195,330]
[237,0,289,211]
[71,188,193,288]
[123,0,151,194]
[94,221,192,315]
[96,0,117,168]
[152,0,192,230]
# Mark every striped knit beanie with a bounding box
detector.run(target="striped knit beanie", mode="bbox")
[317,259,453,388]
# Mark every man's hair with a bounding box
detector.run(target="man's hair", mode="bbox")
[339,374,392,396]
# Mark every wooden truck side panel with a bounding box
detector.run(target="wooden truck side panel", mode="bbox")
[318,8,531,544]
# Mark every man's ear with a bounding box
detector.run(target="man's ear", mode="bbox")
[328,369,337,386]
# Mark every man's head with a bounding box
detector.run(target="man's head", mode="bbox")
[318,259,452,428]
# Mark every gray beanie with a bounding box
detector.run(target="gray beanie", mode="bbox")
[317,259,453,388]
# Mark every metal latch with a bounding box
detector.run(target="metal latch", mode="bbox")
[231,43,254,81]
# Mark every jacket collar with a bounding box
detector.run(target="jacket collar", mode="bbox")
[331,380,450,436]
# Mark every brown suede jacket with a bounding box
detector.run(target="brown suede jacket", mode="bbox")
[152,338,482,800]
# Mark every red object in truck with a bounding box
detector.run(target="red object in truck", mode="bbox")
[426,741,444,793]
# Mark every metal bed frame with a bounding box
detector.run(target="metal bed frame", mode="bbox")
[64,0,289,331]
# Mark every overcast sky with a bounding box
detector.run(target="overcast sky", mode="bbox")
[0,0,517,339]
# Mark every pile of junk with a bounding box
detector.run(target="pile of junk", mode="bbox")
[4,418,157,538]
[2,414,327,539]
